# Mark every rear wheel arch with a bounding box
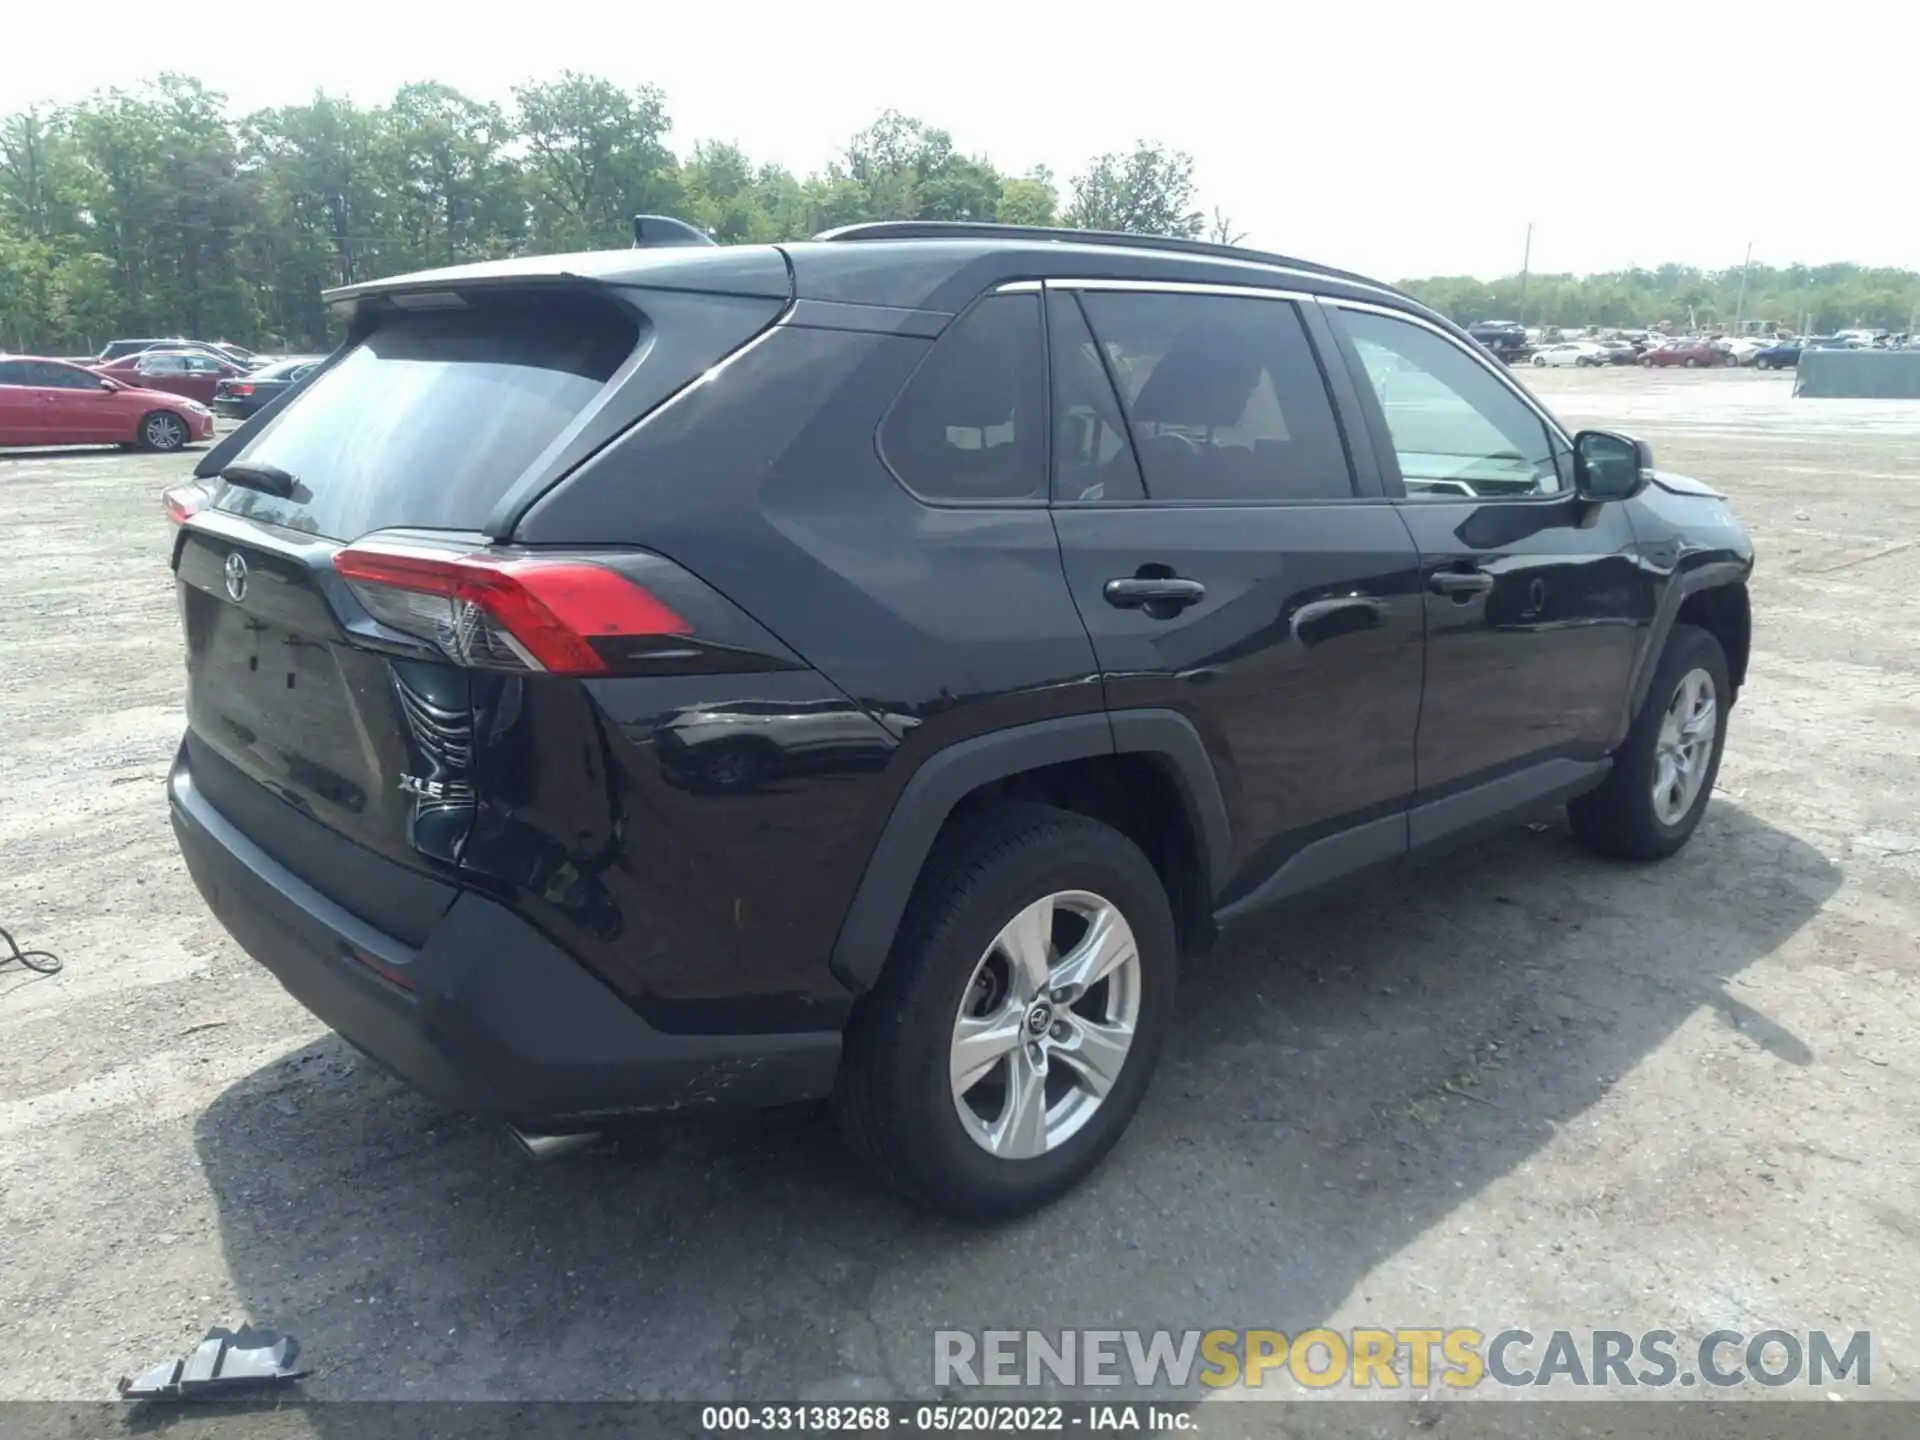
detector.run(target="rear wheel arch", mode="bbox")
[829,711,1229,993]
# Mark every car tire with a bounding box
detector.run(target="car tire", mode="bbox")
[1532,355,1547,367]
[1754,358,1770,370]
[1569,623,1731,863]
[1684,357,1700,368]
[139,410,188,452]
[835,802,1177,1222]
[1640,357,1653,367]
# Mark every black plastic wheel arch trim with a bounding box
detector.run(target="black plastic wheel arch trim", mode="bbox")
[828,709,1231,993]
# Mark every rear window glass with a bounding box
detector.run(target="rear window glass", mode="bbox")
[216,295,637,538]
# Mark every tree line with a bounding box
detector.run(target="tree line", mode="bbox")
[0,73,1207,355]
[2,72,1914,356]
[1399,265,1920,337]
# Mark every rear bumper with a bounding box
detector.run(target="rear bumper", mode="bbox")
[212,399,259,419]
[168,749,841,1125]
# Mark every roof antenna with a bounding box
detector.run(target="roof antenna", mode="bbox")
[632,214,715,249]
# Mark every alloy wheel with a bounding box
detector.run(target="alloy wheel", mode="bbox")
[146,414,185,450]
[1652,667,1717,826]
[949,890,1141,1160]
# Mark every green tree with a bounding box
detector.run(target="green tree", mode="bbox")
[514,73,677,250]
[1063,142,1202,237]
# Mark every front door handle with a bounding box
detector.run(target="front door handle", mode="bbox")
[1428,569,1494,598]
[1104,576,1206,613]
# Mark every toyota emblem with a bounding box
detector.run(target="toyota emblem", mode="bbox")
[224,551,249,603]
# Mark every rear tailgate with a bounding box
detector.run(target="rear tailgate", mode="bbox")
[174,275,788,907]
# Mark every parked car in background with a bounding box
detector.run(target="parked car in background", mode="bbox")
[1642,339,1729,368]
[208,341,263,370]
[1717,337,1764,366]
[1597,339,1641,365]
[93,349,242,405]
[96,337,263,369]
[1752,339,1804,369]
[0,356,214,450]
[1467,320,1530,362]
[97,337,194,363]
[1531,341,1607,367]
[212,355,324,419]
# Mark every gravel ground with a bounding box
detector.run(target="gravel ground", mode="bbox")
[1,367,1916,1416]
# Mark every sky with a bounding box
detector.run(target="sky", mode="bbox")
[5,0,1913,281]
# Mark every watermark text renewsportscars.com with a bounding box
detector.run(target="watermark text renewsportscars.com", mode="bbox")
[933,1328,1872,1391]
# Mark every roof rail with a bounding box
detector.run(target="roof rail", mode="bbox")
[813,221,1397,294]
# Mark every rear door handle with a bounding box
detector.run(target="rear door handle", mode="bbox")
[1427,570,1494,597]
[1103,577,1206,612]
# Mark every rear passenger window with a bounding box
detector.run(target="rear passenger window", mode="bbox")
[1076,291,1353,503]
[880,293,1046,502]
[1048,290,1144,503]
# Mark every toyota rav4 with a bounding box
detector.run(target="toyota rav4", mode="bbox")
[166,222,1754,1220]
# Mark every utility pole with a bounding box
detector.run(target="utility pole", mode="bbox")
[1733,241,1752,332]
[1517,222,1533,328]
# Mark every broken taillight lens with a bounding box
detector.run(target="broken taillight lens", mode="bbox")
[331,541,690,675]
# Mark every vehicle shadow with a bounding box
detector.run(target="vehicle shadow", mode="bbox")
[191,800,1839,1402]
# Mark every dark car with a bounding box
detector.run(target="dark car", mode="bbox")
[1597,340,1640,365]
[212,355,324,418]
[1467,319,1530,362]
[1752,340,1803,370]
[166,222,1755,1220]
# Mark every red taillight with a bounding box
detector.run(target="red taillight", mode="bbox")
[332,541,689,675]
[230,383,254,396]
[164,482,211,526]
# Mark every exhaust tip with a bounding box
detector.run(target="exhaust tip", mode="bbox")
[509,1126,602,1161]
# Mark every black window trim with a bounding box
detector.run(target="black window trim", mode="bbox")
[872,284,1052,510]
[1042,277,1373,510]
[1319,296,1575,507]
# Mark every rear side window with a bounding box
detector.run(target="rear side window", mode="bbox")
[1076,291,1354,503]
[1048,290,1145,503]
[217,294,637,539]
[879,293,1046,502]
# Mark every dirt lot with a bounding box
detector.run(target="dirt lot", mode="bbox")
[2,366,1917,1411]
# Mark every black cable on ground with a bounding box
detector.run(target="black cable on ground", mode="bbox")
[0,924,61,976]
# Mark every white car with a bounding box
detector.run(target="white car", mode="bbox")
[1718,336,1765,365]
[1531,341,1607,368]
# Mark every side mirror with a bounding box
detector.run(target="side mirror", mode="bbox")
[1573,429,1652,502]
[98,376,122,392]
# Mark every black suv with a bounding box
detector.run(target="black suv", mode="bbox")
[167,222,1753,1220]
[1466,320,1531,363]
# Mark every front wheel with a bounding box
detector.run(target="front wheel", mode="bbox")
[1684,357,1700,368]
[1532,355,1547,367]
[139,410,188,452]
[1570,624,1730,861]
[835,803,1176,1221]
[1640,357,1654,367]
[1755,357,1771,370]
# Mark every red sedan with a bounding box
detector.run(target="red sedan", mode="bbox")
[1640,339,1732,368]
[0,356,216,451]
[92,348,242,404]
